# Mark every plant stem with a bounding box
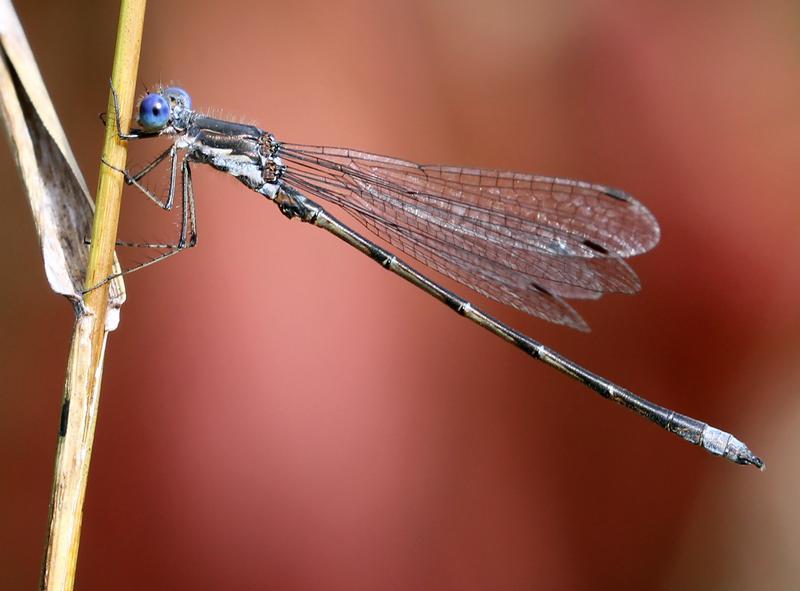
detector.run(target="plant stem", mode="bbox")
[40,2,146,590]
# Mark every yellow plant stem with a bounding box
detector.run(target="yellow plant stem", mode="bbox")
[40,2,146,590]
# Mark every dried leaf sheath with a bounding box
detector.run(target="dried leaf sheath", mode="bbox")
[1,1,145,590]
[0,0,125,309]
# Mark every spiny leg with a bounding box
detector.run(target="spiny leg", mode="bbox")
[184,157,198,247]
[106,160,197,251]
[102,144,179,210]
[94,147,178,248]
[107,78,159,141]
[103,77,180,210]
[84,157,198,293]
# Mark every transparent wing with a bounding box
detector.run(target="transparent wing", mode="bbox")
[278,143,660,331]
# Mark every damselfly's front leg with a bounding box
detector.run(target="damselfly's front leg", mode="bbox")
[101,77,180,210]
[107,78,159,142]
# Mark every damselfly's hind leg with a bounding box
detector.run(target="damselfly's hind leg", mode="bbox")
[83,157,198,293]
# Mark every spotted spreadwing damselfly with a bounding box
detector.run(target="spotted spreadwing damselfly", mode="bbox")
[97,82,764,469]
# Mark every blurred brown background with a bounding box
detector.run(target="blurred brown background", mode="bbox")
[1,1,798,589]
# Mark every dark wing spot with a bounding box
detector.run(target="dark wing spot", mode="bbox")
[582,239,609,255]
[602,187,632,202]
[529,282,553,297]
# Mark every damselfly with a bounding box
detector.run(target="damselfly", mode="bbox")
[100,83,763,468]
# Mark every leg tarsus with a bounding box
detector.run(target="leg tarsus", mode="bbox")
[109,78,138,141]
[107,78,155,141]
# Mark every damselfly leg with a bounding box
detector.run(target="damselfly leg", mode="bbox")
[84,85,200,293]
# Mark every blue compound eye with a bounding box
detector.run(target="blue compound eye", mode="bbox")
[138,93,170,130]
[163,87,192,110]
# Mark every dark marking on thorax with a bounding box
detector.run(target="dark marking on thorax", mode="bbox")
[186,116,269,190]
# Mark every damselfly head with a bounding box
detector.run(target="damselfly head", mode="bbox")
[137,87,192,132]
[162,87,192,111]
